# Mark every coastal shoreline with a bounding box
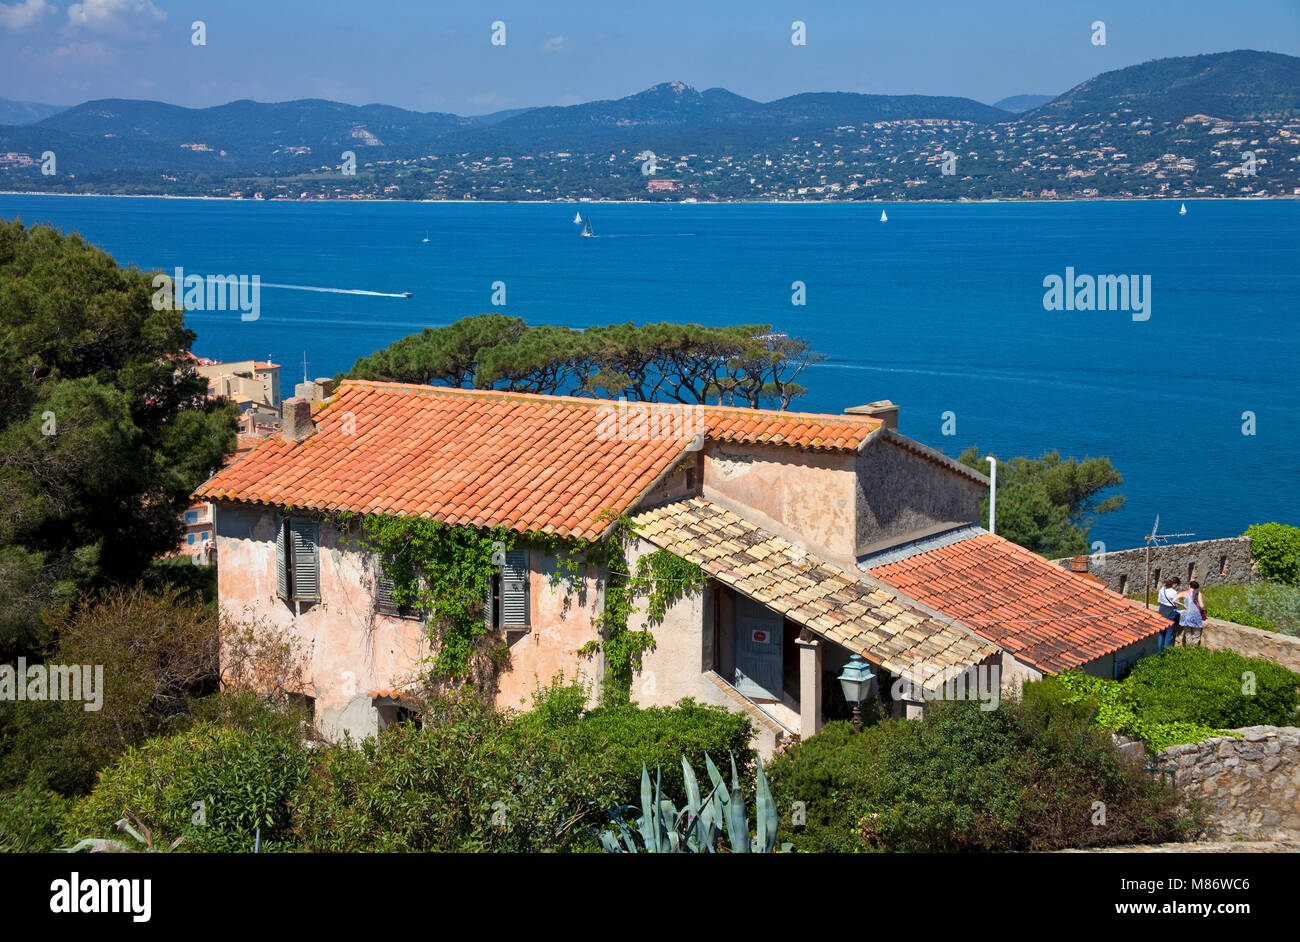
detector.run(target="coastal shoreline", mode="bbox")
[1,191,1296,206]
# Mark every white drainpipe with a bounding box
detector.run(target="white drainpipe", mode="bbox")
[986,456,997,535]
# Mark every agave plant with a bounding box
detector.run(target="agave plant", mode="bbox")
[58,814,184,853]
[599,753,789,853]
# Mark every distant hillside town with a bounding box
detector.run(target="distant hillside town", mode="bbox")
[2,50,1298,202]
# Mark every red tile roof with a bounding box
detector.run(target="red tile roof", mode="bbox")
[870,532,1166,674]
[195,382,880,540]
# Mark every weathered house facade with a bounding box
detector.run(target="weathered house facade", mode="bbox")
[196,380,1163,752]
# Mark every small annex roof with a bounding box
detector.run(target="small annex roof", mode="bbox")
[631,497,999,689]
[194,381,885,541]
[866,530,1167,674]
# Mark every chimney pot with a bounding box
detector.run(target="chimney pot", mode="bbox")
[314,377,334,398]
[1070,554,1089,573]
[283,397,314,442]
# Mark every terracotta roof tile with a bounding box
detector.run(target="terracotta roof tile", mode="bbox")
[195,381,882,540]
[870,532,1166,674]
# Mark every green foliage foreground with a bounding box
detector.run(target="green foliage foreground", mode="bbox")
[768,696,1197,853]
[1044,646,1299,753]
[47,685,754,853]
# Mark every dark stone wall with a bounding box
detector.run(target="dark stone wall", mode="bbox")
[1051,537,1256,596]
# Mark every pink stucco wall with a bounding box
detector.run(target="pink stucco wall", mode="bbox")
[494,552,604,710]
[214,503,603,740]
[701,441,859,565]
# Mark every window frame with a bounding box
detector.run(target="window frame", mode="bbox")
[374,554,419,619]
[276,516,321,605]
[487,547,531,632]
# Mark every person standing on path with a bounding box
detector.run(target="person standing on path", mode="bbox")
[1156,577,1182,651]
[1177,580,1206,646]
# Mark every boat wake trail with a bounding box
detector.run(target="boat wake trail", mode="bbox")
[261,282,410,298]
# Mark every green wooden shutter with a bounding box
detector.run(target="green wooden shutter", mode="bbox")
[289,518,320,602]
[500,549,530,627]
[275,518,289,602]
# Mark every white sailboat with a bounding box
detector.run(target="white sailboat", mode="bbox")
[580,216,594,238]
[573,211,582,224]
[880,209,888,222]
[1179,202,1187,216]
[422,231,430,242]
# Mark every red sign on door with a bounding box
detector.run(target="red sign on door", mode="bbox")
[751,629,769,644]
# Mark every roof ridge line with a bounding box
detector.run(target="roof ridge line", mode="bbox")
[334,379,884,425]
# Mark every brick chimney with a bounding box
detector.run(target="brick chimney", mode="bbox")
[845,400,899,431]
[313,376,334,398]
[282,397,314,442]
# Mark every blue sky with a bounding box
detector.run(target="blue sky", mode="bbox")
[2,0,1298,113]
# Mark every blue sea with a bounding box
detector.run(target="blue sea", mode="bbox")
[2,194,1296,549]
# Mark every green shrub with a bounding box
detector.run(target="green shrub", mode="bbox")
[1245,523,1300,585]
[1200,581,1300,635]
[292,692,607,852]
[0,781,73,852]
[1125,647,1300,730]
[1048,668,1237,751]
[760,721,878,852]
[515,675,589,732]
[291,688,755,852]
[65,718,309,852]
[768,698,1192,853]
[1209,607,1276,631]
[547,698,755,804]
[0,584,220,797]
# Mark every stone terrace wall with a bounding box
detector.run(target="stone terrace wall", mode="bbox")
[1052,536,1255,597]
[1203,618,1300,673]
[1152,726,1300,841]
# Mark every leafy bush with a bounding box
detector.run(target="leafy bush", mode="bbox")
[292,692,607,852]
[1202,581,1300,635]
[1125,647,1300,730]
[1209,608,1276,631]
[543,698,755,805]
[1245,523,1300,585]
[65,718,309,852]
[0,584,219,796]
[292,687,755,852]
[0,781,73,852]
[1044,672,1230,753]
[768,698,1192,853]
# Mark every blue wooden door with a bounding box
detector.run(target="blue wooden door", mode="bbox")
[734,595,783,700]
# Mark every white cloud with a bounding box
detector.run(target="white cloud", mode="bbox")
[0,0,52,30]
[539,35,571,54]
[66,0,165,34]
[48,39,116,66]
